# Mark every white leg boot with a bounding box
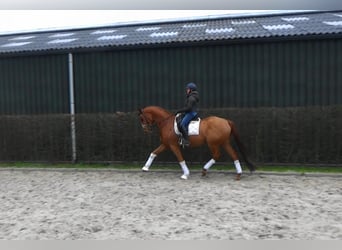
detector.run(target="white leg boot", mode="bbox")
[204,158,216,170]
[142,153,156,171]
[234,160,242,180]
[202,158,216,176]
[234,160,242,174]
[179,161,190,180]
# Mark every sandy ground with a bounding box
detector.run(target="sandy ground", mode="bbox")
[0,168,341,240]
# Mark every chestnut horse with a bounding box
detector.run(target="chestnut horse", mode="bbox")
[138,106,256,180]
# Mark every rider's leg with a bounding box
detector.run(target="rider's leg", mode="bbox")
[179,125,189,145]
[180,112,196,146]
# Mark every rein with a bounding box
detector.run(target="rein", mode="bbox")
[139,109,174,130]
[155,114,174,127]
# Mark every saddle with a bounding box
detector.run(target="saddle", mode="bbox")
[174,113,200,136]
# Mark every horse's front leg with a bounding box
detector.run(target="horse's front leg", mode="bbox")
[142,144,167,171]
[169,144,190,180]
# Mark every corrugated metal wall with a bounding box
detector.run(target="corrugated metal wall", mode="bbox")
[0,38,341,115]
[73,38,342,113]
[0,54,69,115]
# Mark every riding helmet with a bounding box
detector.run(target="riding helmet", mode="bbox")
[186,82,197,91]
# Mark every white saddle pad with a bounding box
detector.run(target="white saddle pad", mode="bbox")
[174,116,200,136]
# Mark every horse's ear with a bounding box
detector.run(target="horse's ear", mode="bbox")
[138,108,143,115]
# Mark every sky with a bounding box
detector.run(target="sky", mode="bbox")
[0,10,288,35]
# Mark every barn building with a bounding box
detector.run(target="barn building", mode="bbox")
[0,10,341,165]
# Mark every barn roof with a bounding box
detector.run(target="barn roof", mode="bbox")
[0,10,342,55]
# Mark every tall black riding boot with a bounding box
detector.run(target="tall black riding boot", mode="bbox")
[180,126,190,147]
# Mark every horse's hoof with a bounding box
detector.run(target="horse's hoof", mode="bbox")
[235,173,241,181]
[142,166,149,172]
[180,174,189,180]
[201,169,207,177]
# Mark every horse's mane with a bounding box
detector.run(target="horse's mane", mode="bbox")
[143,106,172,116]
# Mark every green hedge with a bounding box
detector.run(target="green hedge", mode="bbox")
[0,115,71,161]
[0,106,341,165]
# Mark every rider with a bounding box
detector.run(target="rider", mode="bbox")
[175,82,199,147]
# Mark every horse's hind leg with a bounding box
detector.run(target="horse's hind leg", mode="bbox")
[142,144,166,171]
[202,145,220,177]
[223,142,242,180]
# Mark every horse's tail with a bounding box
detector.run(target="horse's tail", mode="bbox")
[227,120,256,172]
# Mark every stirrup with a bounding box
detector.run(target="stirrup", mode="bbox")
[182,139,190,147]
[178,137,182,145]
[179,137,190,148]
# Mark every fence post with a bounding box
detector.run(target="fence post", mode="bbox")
[68,53,77,162]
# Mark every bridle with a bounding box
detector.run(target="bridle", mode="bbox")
[138,109,154,133]
[138,108,173,133]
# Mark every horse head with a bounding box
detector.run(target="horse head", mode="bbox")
[138,108,154,133]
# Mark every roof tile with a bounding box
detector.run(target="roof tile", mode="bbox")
[0,11,341,55]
